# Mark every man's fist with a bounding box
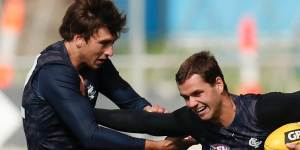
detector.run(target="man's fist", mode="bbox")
[144,104,166,113]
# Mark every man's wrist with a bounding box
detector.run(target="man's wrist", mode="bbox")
[144,140,160,150]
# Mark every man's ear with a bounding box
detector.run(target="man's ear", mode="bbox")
[215,76,224,94]
[73,35,85,48]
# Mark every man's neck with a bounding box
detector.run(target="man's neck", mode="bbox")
[218,93,236,127]
[64,41,81,71]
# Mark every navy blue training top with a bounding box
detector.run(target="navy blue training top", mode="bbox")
[94,92,300,149]
[22,41,151,150]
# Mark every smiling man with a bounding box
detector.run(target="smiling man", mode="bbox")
[94,51,300,149]
[21,0,174,150]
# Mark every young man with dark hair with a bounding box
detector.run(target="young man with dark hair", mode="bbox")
[21,0,174,149]
[95,51,300,149]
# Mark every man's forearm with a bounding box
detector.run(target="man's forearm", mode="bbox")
[94,108,187,136]
[145,140,162,150]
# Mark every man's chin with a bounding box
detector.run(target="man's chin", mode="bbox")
[89,64,102,70]
[196,112,212,121]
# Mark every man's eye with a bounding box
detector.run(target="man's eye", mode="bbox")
[195,93,201,97]
[182,96,189,101]
[101,42,112,48]
[192,91,202,97]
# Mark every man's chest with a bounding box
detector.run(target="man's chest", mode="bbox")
[80,75,98,106]
[197,126,267,150]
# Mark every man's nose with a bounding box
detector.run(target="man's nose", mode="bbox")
[186,97,198,108]
[104,46,113,57]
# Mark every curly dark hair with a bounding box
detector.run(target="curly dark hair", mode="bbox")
[59,0,126,41]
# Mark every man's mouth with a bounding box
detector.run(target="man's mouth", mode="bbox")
[96,59,106,64]
[195,105,207,113]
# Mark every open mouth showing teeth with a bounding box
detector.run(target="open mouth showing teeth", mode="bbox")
[196,106,206,113]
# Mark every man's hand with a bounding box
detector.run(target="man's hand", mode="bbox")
[145,138,191,150]
[287,143,300,150]
[144,136,197,150]
[165,136,197,150]
[144,105,166,113]
[144,139,176,150]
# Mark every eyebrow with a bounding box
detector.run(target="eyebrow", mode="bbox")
[180,90,203,97]
[99,39,114,42]
[98,39,115,44]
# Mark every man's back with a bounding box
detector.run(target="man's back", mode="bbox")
[22,41,83,149]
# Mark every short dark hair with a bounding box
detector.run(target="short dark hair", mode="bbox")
[176,51,228,93]
[59,0,126,41]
